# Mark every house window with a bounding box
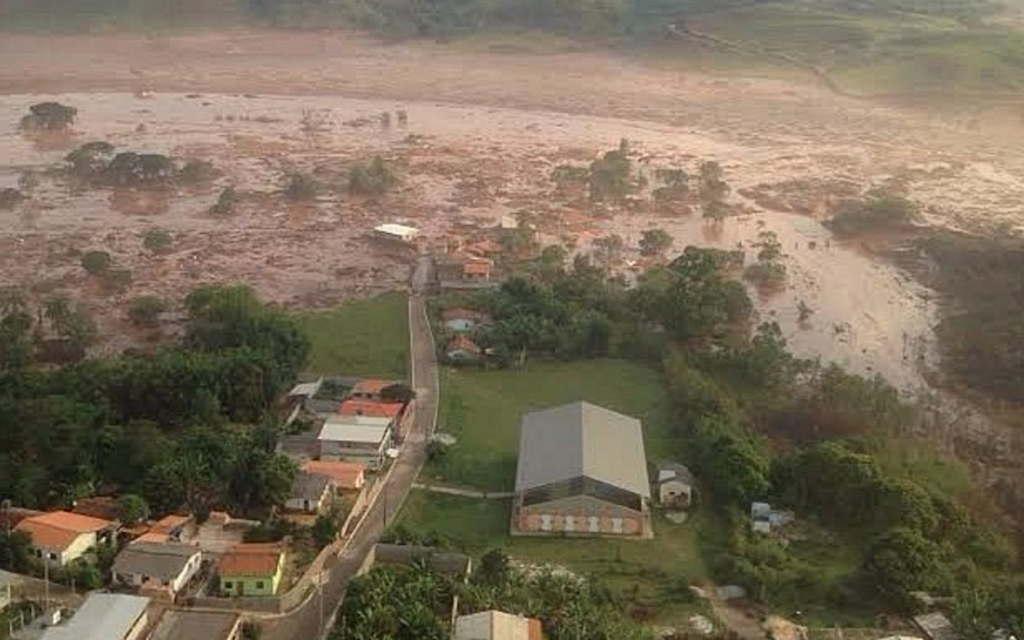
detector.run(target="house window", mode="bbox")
[224,581,234,589]
[611,517,623,534]
[540,514,552,531]
[256,581,265,590]
[564,516,575,532]
[48,552,58,561]
[588,516,599,533]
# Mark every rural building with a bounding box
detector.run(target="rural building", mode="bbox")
[454,610,544,640]
[111,541,202,599]
[349,378,397,402]
[373,223,419,243]
[339,399,403,420]
[513,402,651,538]
[913,612,960,640]
[463,259,493,282]
[302,460,367,492]
[653,461,694,508]
[318,415,393,467]
[40,593,150,640]
[442,308,490,333]
[446,335,482,363]
[286,471,335,513]
[15,511,114,567]
[147,609,242,640]
[219,543,285,597]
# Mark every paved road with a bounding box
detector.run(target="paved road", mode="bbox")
[264,253,438,640]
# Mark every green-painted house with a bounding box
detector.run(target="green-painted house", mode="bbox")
[219,543,285,597]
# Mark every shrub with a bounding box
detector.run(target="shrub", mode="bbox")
[285,173,318,201]
[178,159,219,183]
[21,102,77,131]
[743,262,787,289]
[348,156,397,196]
[0,188,24,210]
[102,268,133,293]
[128,296,166,328]
[828,190,918,235]
[210,187,238,216]
[142,228,173,254]
[81,250,112,275]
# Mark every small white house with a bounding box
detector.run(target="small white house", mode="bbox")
[374,223,419,243]
[318,415,393,467]
[41,593,151,640]
[653,461,694,508]
[112,542,202,599]
[15,511,113,567]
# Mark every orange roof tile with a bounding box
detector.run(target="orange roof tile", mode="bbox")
[15,520,81,551]
[133,532,170,544]
[26,510,111,533]
[463,262,492,275]
[151,514,191,534]
[219,543,283,577]
[302,461,367,490]
[351,379,396,396]
[339,400,403,419]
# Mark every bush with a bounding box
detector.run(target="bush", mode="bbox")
[426,439,449,463]
[210,187,238,216]
[81,250,112,275]
[348,156,397,196]
[827,190,918,235]
[128,296,166,328]
[285,173,318,201]
[743,262,787,289]
[0,188,24,210]
[21,102,77,131]
[178,159,219,183]
[116,494,150,525]
[102,268,133,293]
[142,228,173,254]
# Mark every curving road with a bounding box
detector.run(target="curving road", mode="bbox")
[264,252,438,640]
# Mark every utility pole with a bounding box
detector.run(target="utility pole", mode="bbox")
[43,553,50,616]
[317,569,324,637]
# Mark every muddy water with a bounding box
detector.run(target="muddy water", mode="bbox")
[0,92,963,394]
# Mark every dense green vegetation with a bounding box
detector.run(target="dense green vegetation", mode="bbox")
[415,244,1021,630]
[4,1,1022,95]
[297,292,409,377]
[334,549,656,640]
[0,285,307,516]
[923,232,1024,404]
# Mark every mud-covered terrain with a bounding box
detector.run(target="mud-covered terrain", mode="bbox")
[0,29,1021,498]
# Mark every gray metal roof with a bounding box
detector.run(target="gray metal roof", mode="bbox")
[112,542,200,581]
[515,402,650,498]
[148,609,241,640]
[290,471,333,501]
[41,593,150,640]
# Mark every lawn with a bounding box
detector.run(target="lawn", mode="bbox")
[297,292,409,379]
[426,359,681,491]
[398,489,716,626]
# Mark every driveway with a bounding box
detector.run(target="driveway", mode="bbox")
[263,252,438,640]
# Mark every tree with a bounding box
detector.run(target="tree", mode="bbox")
[639,228,673,258]
[0,188,23,210]
[589,149,631,202]
[209,187,238,216]
[178,159,219,184]
[285,173,318,201]
[142,228,173,254]
[116,493,150,525]
[66,141,115,177]
[21,102,77,130]
[349,156,397,195]
[80,250,112,275]
[0,531,33,573]
[312,514,337,549]
[592,234,624,270]
[864,527,942,610]
[128,296,166,328]
[44,296,73,336]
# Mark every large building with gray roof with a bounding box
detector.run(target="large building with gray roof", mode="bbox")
[513,402,651,537]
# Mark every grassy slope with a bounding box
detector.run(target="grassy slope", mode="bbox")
[297,292,409,379]
[427,359,678,491]
[399,489,716,626]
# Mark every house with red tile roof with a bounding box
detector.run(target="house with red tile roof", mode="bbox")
[338,399,403,420]
[302,460,367,492]
[15,511,114,567]
[447,335,482,363]
[219,543,285,597]
[349,379,398,402]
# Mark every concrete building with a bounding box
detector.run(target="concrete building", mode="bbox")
[454,610,543,640]
[219,543,285,597]
[318,415,393,467]
[15,511,113,567]
[285,471,335,514]
[41,593,150,640]
[111,542,202,599]
[653,461,694,508]
[147,609,242,640]
[373,223,420,243]
[513,402,651,537]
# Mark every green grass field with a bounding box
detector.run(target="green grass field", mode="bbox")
[426,359,679,491]
[297,292,409,379]
[398,489,715,626]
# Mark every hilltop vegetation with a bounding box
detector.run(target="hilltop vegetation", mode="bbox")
[3,0,1023,96]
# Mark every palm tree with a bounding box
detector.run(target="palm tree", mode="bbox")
[43,295,72,337]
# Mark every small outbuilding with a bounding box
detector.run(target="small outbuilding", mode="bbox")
[286,471,335,514]
[653,461,694,508]
[373,223,419,243]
